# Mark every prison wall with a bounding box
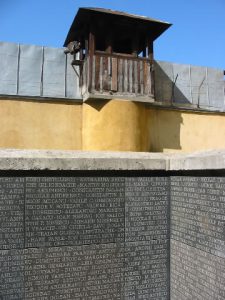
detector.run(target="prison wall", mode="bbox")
[0,42,225,153]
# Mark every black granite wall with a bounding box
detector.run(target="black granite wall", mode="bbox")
[0,175,170,300]
[2,173,225,300]
[171,176,225,300]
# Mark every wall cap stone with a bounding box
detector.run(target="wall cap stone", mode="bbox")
[0,149,225,171]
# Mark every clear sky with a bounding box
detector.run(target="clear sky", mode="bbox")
[0,0,225,69]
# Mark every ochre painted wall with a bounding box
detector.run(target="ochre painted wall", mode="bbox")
[1,98,225,153]
[0,99,82,150]
[149,108,225,153]
[82,100,151,152]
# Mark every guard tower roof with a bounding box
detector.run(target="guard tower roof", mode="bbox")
[64,7,172,47]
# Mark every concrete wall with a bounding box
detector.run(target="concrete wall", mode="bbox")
[0,42,224,111]
[0,42,81,99]
[155,61,225,110]
[1,98,225,152]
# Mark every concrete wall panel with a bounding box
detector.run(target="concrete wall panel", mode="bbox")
[18,44,43,96]
[155,60,225,111]
[0,42,18,95]
[42,47,66,98]
[0,42,81,100]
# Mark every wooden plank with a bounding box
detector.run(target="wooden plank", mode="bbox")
[129,60,133,93]
[106,32,113,54]
[88,25,96,92]
[132,59,135,94]
[127,60,130,93]
[124,59,128,93]
[143,60,148,95]
[89,31,95,57]
[134,60,138,94]
[147,62,152,96]
[150,63,154,97]
[108,57,112,91]
[95,50,149,61]
[95,54,100,92]
[111,57,118,92]
[137,60,141,94]
[140,60,144,95]
[86,56,90,93]
[148,41,154,96]
[103,56,108,91]
[91,55,96,92]
[118,58,123,92]
[99,56,103,93]
[132,29,139,57]
[86,58,89,94]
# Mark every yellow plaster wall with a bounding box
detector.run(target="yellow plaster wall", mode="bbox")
[82,100,151,152]
[149,108,225,153]
[0,99,82,150]
[1,98,225,153]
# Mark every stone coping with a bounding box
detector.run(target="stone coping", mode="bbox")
[0,149,225,171]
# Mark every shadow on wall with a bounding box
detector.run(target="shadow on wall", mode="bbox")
[154,60,225,110]
[154,61,192,105]
[152,62,191,152]
[149,108,183,152]
[84,99,111,111]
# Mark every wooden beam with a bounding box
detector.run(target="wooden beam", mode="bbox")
[88,29,95,56]
[132,29,139,57]
[147,40,153,60]
[88,22,96,92]
[111,57,118,91]
[147,38,155,97]
[106,28,113,53]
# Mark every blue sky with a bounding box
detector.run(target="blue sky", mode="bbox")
[0,0,225,69]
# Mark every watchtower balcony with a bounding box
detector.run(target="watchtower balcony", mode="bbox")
[80,51,153,101]
[64,8,171,102]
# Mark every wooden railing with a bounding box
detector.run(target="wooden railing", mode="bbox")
[81,52,154,100]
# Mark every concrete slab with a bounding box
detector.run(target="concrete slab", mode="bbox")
[0,149,225,171]
[0,149,170,171]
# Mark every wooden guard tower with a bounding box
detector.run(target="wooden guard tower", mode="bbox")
[64,8,171,102]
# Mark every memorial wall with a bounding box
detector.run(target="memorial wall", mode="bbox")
[1,150,225,300]
[171,176,225,300]
[0,174,170,300]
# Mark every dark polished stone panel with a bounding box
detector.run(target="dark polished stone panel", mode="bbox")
[171,239,225,300]
[125,177,170,300]
[0,174,171,300]
[25,243,124,300]
[0,178,25,250]
[0,249,25,300]
[125,241,169,300]
[171,176,225,257]
[125,177,170,243]
[25,177,125,248]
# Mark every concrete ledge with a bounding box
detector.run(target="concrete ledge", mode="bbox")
[0,149,170,171]
[169,149,225,170]
[0,149,225,171]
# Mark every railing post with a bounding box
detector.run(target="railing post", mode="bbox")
[88,22,95,93]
